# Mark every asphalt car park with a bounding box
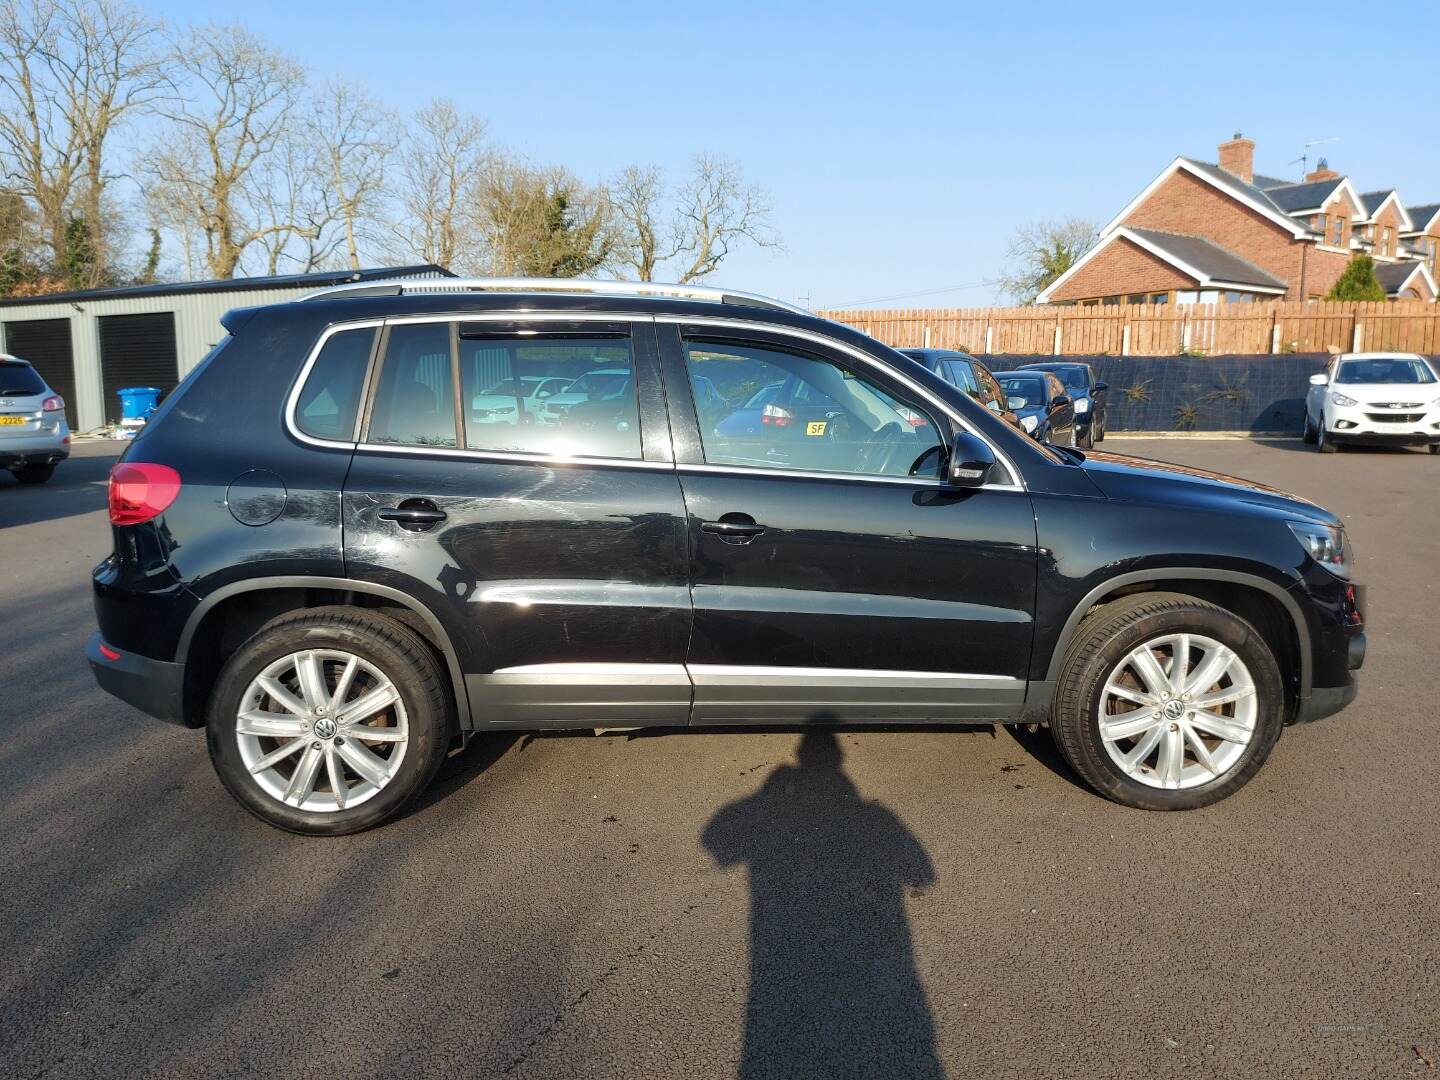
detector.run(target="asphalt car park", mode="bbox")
[3,437,1437,1078]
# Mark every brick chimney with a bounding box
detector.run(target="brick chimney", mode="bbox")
[1306,157,1340,183]
[1218,132,1255,184]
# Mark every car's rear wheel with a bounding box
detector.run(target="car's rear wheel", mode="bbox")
[12,463,54,484]
[206,607,451,835]
[1049,592,1284,810]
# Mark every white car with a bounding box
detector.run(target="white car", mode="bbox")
[1304,352,1440,455]
[469,375,572,424]
[0,354,70,483]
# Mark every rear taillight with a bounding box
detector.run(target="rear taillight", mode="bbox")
[761,403,793,427]
[108,462,181,525]
[42,394,63,412]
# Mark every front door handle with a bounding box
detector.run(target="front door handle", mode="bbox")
[379,499,447,531]
[701,514,766,545]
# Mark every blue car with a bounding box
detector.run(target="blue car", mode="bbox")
[994,370,1078,446]
[1018,362,1108,447]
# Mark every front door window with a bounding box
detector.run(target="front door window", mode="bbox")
[683,339,945,479]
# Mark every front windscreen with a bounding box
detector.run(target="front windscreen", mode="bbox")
[1335,358,1436,385]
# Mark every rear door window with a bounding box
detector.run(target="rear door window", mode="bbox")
[458,332,642,459]
[296,327,375,440]
[367,322,458,448]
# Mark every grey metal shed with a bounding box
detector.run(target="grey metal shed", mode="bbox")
[0,265,451,431]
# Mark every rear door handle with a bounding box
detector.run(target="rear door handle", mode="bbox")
[701,514,766,545]
[378,499,447,531]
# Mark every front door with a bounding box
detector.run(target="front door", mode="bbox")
[659,323,1038,724]
[341,315,693,727]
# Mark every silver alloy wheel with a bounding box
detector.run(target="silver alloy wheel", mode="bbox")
[235,649,409,813]
[1098,632,1257,790]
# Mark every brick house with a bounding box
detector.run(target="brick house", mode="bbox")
[1038,135,1438,306]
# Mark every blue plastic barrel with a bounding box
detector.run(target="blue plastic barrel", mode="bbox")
[117,386,162,422]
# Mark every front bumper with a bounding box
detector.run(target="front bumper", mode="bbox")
[1326,402,1440,445]
[87,631,189,726]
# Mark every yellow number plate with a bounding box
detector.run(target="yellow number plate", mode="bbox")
[0,416,25,425]
[805,420,827,436]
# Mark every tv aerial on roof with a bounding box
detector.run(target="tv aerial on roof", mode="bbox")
[1289,138,1341,180]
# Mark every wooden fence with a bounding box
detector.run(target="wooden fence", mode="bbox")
[816,300,1440,356]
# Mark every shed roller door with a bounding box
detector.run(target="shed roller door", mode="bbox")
[99,312,178,423]
[3,318,76,427]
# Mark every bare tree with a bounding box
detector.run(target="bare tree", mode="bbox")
[306,82,391,270]
[389,99,486,270]
[997,217,1099,305]
[610,165,673,281]
[610,156,777,283]
[142,24,306,278]
[0,0,168,285]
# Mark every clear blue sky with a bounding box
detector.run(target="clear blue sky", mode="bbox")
[145,0,1440,308]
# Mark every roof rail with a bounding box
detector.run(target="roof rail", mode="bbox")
[296,276,810,315]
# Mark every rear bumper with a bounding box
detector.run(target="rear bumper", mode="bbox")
[87,631,189,726]
[1297,678,1358,723]
[0,440,69,468]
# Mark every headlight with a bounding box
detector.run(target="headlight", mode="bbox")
[1287,521,1350,579]
[1020,415,1038,433]
[1330,391,1359,407]
[1074,398,1090,414]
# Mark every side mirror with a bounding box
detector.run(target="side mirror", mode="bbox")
[1094,381,1109,393]
[947,431,995,488]
[1052,394,1071,408]
[1309,373,1329,386]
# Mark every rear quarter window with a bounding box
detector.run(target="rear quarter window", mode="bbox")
[296,328,376,440]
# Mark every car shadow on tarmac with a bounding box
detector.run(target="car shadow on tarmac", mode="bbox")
[0,446,118,528]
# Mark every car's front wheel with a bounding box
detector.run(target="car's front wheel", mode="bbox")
[1316,421,1337,453]
[1049,592,1284,810]
[1302,411,1318,444]
[206,607,451,835]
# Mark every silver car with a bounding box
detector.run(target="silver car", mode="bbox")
[0,354,70,483]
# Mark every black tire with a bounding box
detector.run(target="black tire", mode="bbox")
[206,606,452,836]
[1428,443,1439,455]
[12,463,54,484]
[1096,417,1105,442]
[1048,592,1285,811]
[1302,412,1318,445]
[1079,422,1095,449]
[1317,423,1337,453]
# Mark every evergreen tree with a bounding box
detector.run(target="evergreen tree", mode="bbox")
[61,215,96,290]
[1326,254,1387,302]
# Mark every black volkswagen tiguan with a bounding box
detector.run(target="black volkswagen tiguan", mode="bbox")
[88,279,1365,834]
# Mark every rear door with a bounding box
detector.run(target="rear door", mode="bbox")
[340,314,693,728]
[660,321,1038,725]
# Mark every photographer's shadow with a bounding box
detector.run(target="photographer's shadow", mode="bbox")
[702,730,944,1080]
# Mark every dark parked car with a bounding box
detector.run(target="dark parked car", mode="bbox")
[995,370,1077,445]
[1019,361,1108,447]
[900,348,1018,428]
[88,279,1365,834]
